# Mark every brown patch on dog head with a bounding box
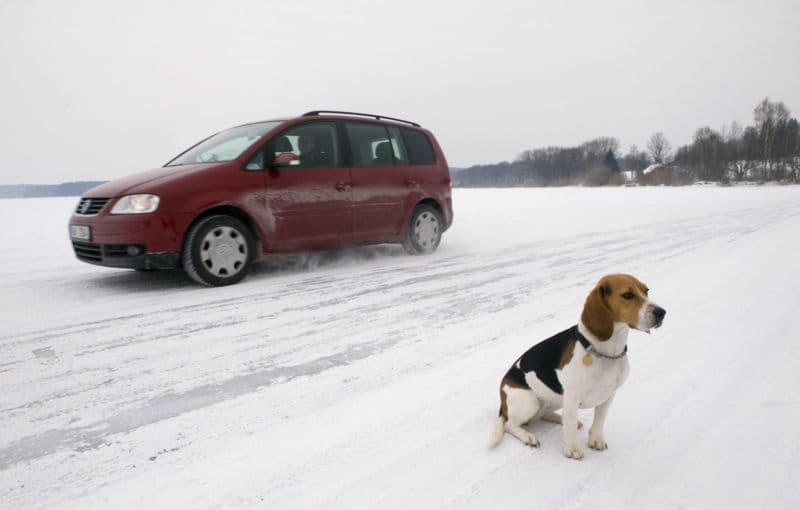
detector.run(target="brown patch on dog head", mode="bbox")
[499,377,528,420]
[558,338,576,369]
[583,274,651,339]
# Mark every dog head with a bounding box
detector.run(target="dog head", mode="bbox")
[581,274,666,341]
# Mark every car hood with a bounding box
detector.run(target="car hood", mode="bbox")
[83,163,223,198]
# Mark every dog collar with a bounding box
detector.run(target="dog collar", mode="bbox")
[576,329,628,360]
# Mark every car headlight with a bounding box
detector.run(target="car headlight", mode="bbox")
[110,194,160,214]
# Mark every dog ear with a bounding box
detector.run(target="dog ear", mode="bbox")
[582,282,613,341]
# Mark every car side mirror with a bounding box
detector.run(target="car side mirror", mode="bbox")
[271,152,300,168]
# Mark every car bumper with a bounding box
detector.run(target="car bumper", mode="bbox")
[69,210,193,269]
[71,241,181,269]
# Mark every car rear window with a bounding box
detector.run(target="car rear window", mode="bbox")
[345,122,393,167]
[402,128,436,165]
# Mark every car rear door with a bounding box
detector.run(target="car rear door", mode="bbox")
[345,122,410,242]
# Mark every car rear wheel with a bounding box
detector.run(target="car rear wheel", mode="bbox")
[403,204,443,254]
[183,215,254,286]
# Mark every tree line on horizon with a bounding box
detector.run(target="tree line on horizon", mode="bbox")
[453,97,800,187]
[0,181,106,199]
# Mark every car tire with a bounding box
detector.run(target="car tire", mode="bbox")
[182,215,255,287]
[403,204,443,255]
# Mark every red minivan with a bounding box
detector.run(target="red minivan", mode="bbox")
[69,111,454,286]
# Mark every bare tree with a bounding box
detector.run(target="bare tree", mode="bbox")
[646,132,672,164]
[581,137,619,157]
[721,121,743,142]
[721,121,745,181]
[754,97,790,179]
[621,145,650,175]
[692,127,726,181]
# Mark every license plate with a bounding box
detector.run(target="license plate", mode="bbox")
[70,224,91,241]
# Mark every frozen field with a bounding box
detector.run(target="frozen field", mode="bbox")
[1,186,799,509]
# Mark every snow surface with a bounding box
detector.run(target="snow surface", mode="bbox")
[2,187,800,509]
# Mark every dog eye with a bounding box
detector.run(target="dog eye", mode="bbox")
[622,292,635,300]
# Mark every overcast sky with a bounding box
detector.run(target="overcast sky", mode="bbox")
[1,0,798,184]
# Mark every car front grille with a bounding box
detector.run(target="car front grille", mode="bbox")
[75,198,110,215]
[72,241,103,262]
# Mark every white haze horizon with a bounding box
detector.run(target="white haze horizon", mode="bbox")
[1,0,799,185]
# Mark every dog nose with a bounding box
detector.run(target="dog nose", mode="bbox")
[653,307,666,320]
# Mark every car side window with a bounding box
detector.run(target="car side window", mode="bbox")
[245,151,264,170]
[402,127,436,165]
[283,122,340,168]
[387,127,409,165]
[345,122,395,167]
[247,122,340,170]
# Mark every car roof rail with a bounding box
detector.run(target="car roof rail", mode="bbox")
[302,110,421,127]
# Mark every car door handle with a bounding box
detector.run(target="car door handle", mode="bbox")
[335,182,351,191]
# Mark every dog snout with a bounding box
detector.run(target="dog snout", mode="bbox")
[650,306,666,329]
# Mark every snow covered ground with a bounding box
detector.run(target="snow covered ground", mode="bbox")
[2,187,799,509]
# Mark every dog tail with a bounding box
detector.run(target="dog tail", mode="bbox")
[486,414,506,449]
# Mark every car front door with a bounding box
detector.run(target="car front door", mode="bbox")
[259,122,353,250]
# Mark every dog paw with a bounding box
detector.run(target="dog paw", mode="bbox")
[588,436,608,451]
[563,446,584,460]
[524,433,540,448]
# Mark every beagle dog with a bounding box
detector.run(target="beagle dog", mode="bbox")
[486,274,666,460]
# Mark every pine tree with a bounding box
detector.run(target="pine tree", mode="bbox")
[604,149,620,172]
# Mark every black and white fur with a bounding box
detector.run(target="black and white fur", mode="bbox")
[487,274,666,460]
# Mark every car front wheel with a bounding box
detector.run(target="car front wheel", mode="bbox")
[182,215,254,286]
[403,204,443,254]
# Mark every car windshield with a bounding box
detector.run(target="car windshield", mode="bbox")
[167,121,281,166]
